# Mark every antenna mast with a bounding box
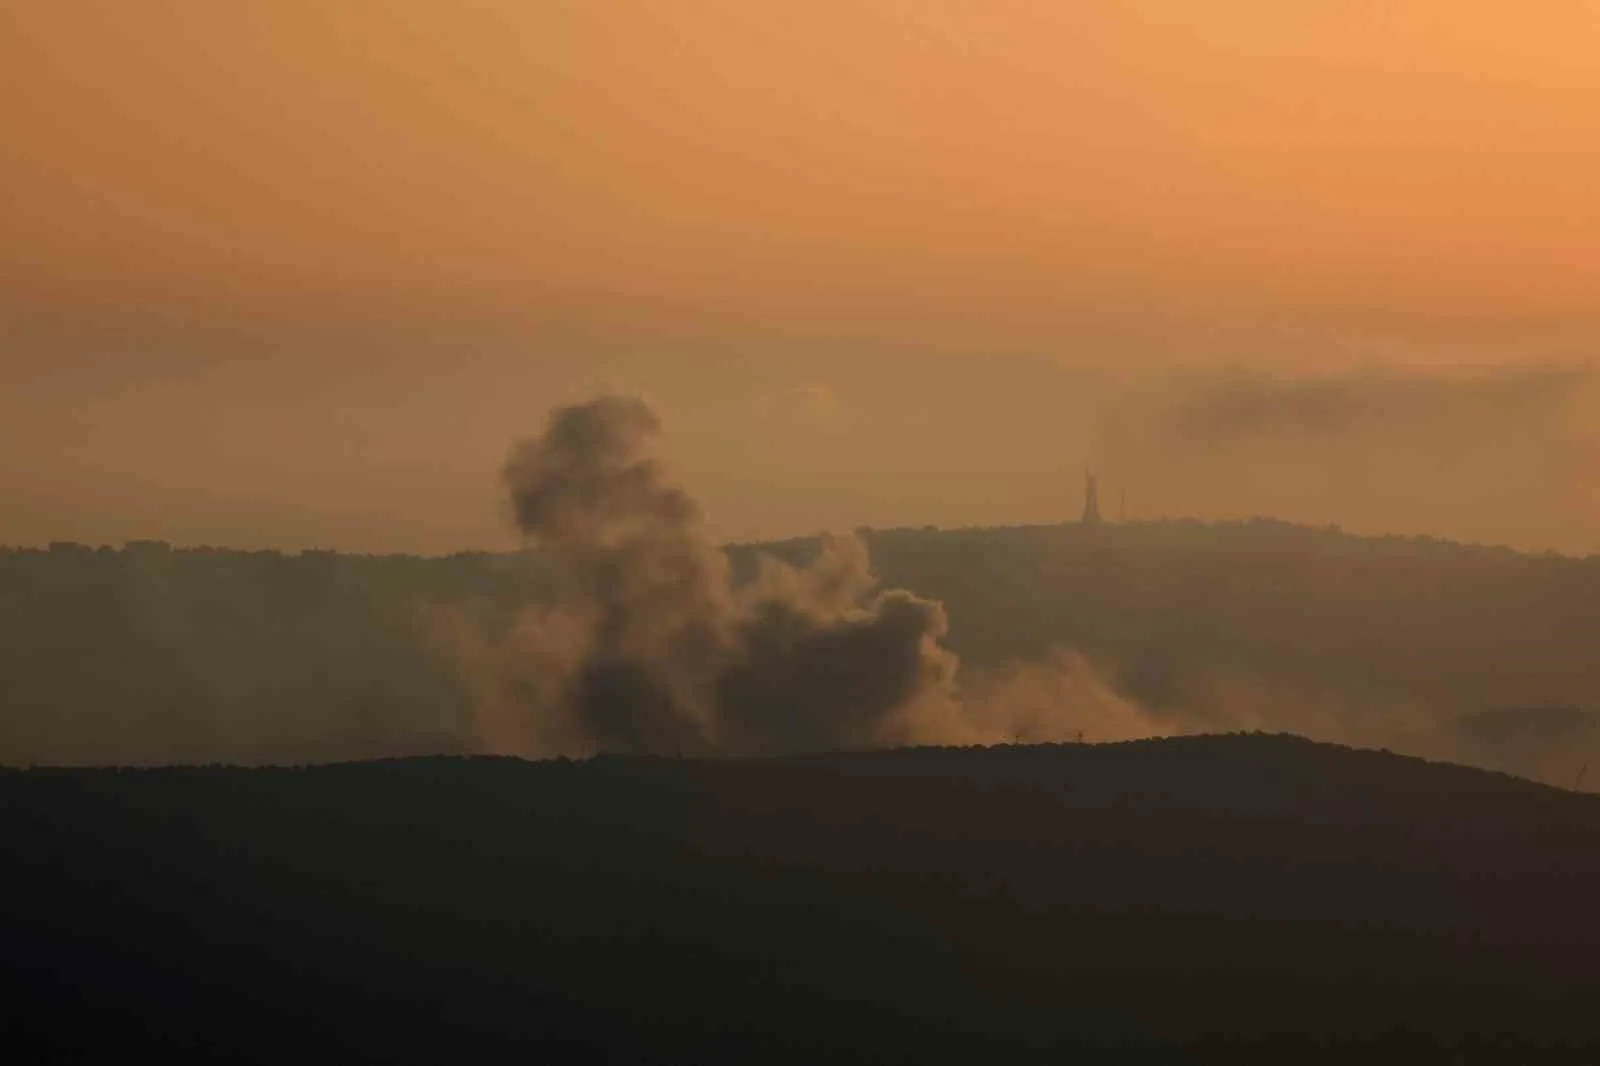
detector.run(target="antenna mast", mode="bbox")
[1081,469,1102,527]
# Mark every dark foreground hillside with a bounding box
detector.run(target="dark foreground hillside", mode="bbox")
[5,734,1600,1063]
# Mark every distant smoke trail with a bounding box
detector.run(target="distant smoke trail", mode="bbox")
[446,396,960,756]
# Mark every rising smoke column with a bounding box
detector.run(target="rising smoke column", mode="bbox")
[491,395,958,756]
[432,393,1586,770]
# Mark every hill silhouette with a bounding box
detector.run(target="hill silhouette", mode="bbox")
[5,519,1599,783]
[5,734,1600,1061]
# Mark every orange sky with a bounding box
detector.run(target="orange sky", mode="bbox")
[3,2,1599,553]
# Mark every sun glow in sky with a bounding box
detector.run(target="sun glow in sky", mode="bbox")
[3,2,1599,552]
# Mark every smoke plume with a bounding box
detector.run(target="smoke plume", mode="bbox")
[444,396,959,756]
[435,393,1549,767]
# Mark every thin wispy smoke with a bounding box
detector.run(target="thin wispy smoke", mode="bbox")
[953,650,1161,746]
[1159,365,1588,449]
[953,650,1470,764]
[1092,364,1597,551]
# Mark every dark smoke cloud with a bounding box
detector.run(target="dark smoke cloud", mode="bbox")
[438,395,1444,760]
[431,391,1598,776]
[452,396,958,756]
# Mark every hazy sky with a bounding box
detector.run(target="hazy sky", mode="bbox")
[3,2,1598,553]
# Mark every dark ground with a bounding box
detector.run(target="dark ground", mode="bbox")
[5,734,1600,1063]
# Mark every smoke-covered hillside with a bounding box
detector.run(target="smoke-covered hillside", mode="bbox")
[1,393,1595,777]
[4,515,1600,780]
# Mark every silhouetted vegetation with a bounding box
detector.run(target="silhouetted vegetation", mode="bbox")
[5,735,1599,1061]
